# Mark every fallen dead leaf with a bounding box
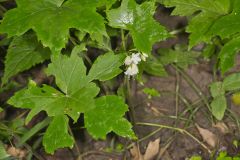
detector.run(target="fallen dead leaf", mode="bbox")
[150,107,162,116]
[130,138,161,160]
[195,124,218,148]
[7,146,27,159]
[143,138,160,160]
[213,122,229,134]
[130,144,143,160]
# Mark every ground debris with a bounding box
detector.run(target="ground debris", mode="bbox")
[195,124,218,148]
[130,138,160,160]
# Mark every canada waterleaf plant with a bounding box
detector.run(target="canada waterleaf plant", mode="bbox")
[8,52,135,153]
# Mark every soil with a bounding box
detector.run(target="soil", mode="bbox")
[1,2,240,160]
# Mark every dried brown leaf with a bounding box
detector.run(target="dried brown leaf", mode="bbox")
[143,138,160,160]
[213,122,229,134]
[130,144,143,160]
[7,146,26,158]
[196,124,218,148]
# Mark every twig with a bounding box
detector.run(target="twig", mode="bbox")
[126,128,162,149]
[136,122,211,154]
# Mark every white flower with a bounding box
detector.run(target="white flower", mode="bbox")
[141,53,148,61]
[124,64,139,76]
[124,56,132,65]
[131,53,141,64]
[124,52,146,77]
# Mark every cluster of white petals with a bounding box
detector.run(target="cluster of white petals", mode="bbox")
[124,52,148,76]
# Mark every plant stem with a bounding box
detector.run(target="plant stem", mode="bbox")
[136,122,211,153]
[121,29,126,51]
[175,66,180,119]
[121,29,136,125]
[126,127,162,149]
[68,126,82,160]
[125,77,136,125]
[172,64,214,123]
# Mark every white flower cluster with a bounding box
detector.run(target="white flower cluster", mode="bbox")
[124,53,148,76]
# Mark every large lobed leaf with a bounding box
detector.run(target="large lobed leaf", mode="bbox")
[160,0,230,48]
[107,0,169,54]
[1,33,51,85]
[8,51,135,153]
[206,1,240,73]
[8,53,99,124]
[159,0,240,73]
[0,0,107,53]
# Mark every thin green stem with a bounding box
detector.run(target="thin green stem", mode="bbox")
[172,64,213,123]
[125,77,136,125]
[175,66,180,118]
[136,122,211,153]
[83,54,93,66]
[121,29,126,51]
[126,127,162,149]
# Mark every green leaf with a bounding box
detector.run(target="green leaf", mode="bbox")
[50,0,65,7]
[47,53,88,95]
[43,115,74,154]
[159,0,230,16]
[107,0,169,54]
[211,95,227,120]
[216,151,232,160]
[8,50,135,152]
[189,155,202,160]
[8,53,100,124]
[202,44,216,59]
[0,141,9,159]
[143,57,168,77]
[223,73,240,91]
[71,44,87,58]
[208,13,240,40]
[159,48,199,68]
[159,0,230,47]
[98,0,117,8]
[210,82,227,120]
[85,95,135,139]
[1,33,51,85]
[0,0,106,53]
[219,37,240,73]
[210,82,225,98]
[88,52,124,81]
[143,88,160,99]
[17,117,51,147]
[186,12,218,47]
